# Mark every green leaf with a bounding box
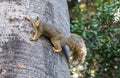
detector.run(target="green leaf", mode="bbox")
[82,31,86,39]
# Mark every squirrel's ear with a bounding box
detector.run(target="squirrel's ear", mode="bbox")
[36,16,39,20]
[25,16,31,21]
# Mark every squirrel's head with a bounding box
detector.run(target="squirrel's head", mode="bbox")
[25,16,40,26]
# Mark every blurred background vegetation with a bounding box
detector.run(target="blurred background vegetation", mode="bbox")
[67,0,120,78]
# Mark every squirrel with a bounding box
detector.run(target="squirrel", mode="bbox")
[25,16,87,65]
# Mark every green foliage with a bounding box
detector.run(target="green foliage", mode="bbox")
[69,0,120,78]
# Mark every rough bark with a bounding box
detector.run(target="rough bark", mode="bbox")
[0,0,70,78]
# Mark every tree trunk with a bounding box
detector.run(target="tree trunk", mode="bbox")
[0,0,70,78]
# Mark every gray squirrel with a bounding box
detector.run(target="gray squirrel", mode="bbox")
[25,16,87,65]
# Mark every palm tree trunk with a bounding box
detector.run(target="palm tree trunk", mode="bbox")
[0,0,70,78]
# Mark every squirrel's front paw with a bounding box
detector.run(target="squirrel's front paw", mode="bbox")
[52,47,62,52]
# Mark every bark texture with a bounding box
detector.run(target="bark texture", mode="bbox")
[0,0,70,78]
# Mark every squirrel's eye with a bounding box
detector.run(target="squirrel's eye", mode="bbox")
[31,23,33,26]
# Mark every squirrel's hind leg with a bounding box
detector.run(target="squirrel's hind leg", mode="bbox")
[51,37,62,52]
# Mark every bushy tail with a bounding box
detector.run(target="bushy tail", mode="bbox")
[68,33,87,65]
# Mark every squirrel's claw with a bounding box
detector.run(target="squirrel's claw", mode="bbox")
[52,47,62,52]
[29,37,38,41]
